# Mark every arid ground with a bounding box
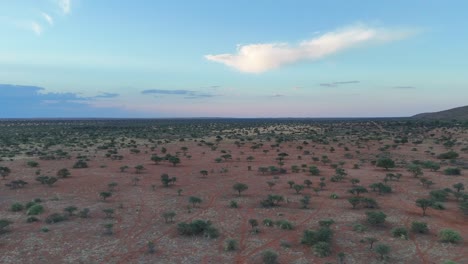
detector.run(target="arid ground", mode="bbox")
[0,119,466,264]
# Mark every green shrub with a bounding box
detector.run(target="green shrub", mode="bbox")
[262,249,278,264]
[353,223,367,233]
[275,220,294,230]
[27,204,44,215]
[11,202,24,212]
[224,238,238,251]
[439,229,462,243]
[366,211,387,225]
[177,219,219,239]
[437,151,459,160]
[411,221,429,234]
[313,242,331,257]
[263,218,274,227]
[391,227,408,239]
[443,167,461,176]
[45,213,67,224]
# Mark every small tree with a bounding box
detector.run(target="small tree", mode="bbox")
[189,196,202,208]
[453,183,465,193]
[0,166,11,180]
[348,186,368,197]
[348,197,361,209]
[134,165,144,174]
[366,211,387,225]
[162,211,176,223]
[64,206,78,216]
[57,168,71,178]
[100,191,112,201]
[151,154,163,164]
[303,179,312,188]
[287,180,295,188]
[168,156,180,166]
[293,184,304,194]
[365,237,378,249]
[416,198,433,216]
[119,165,129,172]
[411,221,429,234]
[374,243,390,260]
[233,182,248,196]
[376,158,395,170]
[248,219,259,231]
[350,178,360,186]
[407,164,423,178]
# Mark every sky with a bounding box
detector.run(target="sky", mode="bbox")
[1,0,468,118]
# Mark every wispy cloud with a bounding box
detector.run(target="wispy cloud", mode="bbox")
[205,24,415,73]
[58,0,72,14]
[92,92,120,99]
[41,12,53,25]
[31,22,43,35]
[319,81,360,87]
[0,84,125,118]
[141,89,215,99]
[268,94,285,98]
[392,86,416,89]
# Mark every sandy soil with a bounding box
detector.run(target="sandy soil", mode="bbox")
[0,126,467,264]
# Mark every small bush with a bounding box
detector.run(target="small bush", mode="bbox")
[411,221,429,234]
[224,238,238,251]
[275,220,294,230]
[11,202,24,212]
[439,229,462,243]
[391,227,408,239]
[263,218,274,227]
[437,151,459,160]
[26,216,39,223]
[353,223,367,233]
[313,241,331,257]
[27,204,44,215]
[262,249,279,264]
[45,213,67,224]
[443,167,461,176]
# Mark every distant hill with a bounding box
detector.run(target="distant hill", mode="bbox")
[412,105,468,120]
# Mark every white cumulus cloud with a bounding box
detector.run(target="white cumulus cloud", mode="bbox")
[205,24,415,73]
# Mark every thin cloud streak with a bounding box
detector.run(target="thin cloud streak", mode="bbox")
[42,12,53,25]
[205,24,415,73]
[319,81,360,87]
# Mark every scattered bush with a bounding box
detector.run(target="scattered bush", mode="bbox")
[411,221,429,234]
[439,229,462,243]
[391,227,408,239]
[45,213,67,224]
[10,202,24,212]
[262,249,279,264]
[27,204,44,215]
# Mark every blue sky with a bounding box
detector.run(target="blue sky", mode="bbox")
[1,0,467,118]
